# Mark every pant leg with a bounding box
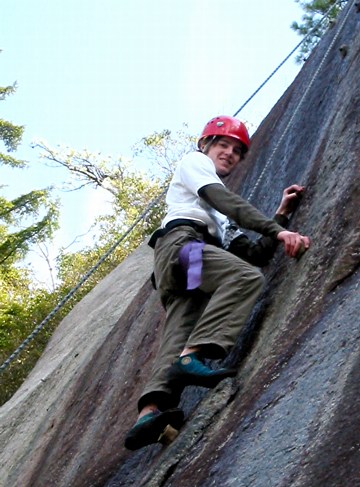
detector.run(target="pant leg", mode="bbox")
[185,244,265,356]
[138,226,264,410]
[138,226,209,411]
[138,291,209,411]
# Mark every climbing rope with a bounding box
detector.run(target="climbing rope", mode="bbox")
[224,0,350,248]
[0,0,351,374]
[245,0,352,203]
[233,0,346,118]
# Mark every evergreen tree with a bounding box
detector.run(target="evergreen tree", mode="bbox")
[0,79,58,264]
[0,74,59,404]
[291,0,347,62]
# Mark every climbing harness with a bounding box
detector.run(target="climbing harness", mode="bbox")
[0,0,352,374]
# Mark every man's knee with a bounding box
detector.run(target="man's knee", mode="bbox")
[234,263,265,292]
[253,267,266,291]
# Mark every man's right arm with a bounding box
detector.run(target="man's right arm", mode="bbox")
[198,183,284,237]
[199,183,310,258]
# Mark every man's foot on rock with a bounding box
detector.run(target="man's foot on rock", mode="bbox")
[167,352,237,388]
[124,408,184,451]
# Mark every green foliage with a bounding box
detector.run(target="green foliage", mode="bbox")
[0,80,26,166]
[0,79,59,265]
[0,74,60,403]
[0,190,59,265]
[0,119,24,153]
[291,0,347,63]
[0,152,26,167]
[0,81,17,101]
[0,264,61,404]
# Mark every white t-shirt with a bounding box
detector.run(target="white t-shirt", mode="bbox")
[162,151,227,239]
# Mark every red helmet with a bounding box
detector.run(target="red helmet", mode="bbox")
[198,115,250,153]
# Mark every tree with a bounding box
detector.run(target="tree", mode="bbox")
[1,124,195,404]
[0,191,59,265]
[0,264,60,404]
[0,80,59,265]
[132,123,197,177]
[0,82,26,168]
[34,124,197,259]
[291,0,347,63]
[0,75,60,404]
[32,125,197,299]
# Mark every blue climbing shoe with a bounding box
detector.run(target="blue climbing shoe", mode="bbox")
[167,352,237,388]
[124,408,184,450]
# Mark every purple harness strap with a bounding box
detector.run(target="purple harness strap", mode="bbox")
[178,241,205,290]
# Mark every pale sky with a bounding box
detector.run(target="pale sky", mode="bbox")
[1,0,304,284]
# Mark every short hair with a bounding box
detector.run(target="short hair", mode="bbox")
[200,135,247,158]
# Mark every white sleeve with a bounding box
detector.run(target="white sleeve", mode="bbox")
[179,152,224,195]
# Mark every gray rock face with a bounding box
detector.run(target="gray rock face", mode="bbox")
[1,3,359,487]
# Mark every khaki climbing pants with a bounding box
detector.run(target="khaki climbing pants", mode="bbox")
[138,225,265,411]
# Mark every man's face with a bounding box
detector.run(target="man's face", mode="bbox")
[205,136,243,177]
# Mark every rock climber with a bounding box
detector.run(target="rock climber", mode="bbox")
[125,115,310,450]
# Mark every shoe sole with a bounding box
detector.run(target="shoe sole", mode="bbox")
[124,408,184,451]
[168,366,237,388]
